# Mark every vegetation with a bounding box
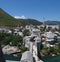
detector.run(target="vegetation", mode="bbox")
[41,48,50,56]
[40,26,46,34]
[41,45,60,56]
[0,8,42,27]
[0,32,29,53]
[17,19,42,26]
[19,46,29,52]
[0,33,23,47]
[10,35,23,46]
[0,8,20,27]
[23,29,30,36]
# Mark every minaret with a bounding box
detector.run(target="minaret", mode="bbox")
[35,37,41,60]
[33,36,43,62]
[30,36,35,53]
[29,36,43,62]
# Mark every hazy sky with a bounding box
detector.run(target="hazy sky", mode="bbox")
[0,0,60,21]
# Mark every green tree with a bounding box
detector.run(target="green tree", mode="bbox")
[23,29,30,36]
[19,46,29,52]
[0,33,12,45]
[11,35,23,47]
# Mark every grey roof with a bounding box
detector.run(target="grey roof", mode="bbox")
[20,51,33,62]
[6,60,19,62]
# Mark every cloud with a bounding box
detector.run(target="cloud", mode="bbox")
[14,15,26,19]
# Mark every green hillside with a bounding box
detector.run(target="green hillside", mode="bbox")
[0,8,20,27]
[17,19,42,25]
[0,8,42,27]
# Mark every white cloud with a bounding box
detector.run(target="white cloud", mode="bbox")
[14,15,26,19]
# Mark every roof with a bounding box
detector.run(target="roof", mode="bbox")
[32,29,40,32]
[6,60,19,62]
[45,31,57,38]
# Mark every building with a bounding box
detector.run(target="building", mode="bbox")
[45,31,57,42]
[31,29,40,37]
[46,25,59,29]
[23,35,43,62]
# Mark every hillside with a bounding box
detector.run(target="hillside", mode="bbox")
[17,19,42,25]
[0,8,42,27]
[44,21,60,25]
[0,8,20,27]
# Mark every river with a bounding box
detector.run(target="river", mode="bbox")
[42,55,60,62]
[4,54,60,62]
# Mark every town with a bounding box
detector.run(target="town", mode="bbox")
[0,23,60,62]
[0,0,60,62]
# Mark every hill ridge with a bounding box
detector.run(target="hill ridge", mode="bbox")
[0,8,42,27]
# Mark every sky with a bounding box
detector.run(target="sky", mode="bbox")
[0,0,60,21]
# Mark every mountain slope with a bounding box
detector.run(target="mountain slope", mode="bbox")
[17,19,42,25]
[44,21,60,25]
[0,8,42,27]
[0,8,20,27]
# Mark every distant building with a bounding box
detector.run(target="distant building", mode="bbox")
[45,31,57,42]
[46,25,59,29]
[31,29,40,37]
[14,31,23,36]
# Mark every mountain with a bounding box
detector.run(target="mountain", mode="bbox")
[0,8,20,27]
[44,21,60,25]
[17,19,42,25]
[0,8,42,27]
